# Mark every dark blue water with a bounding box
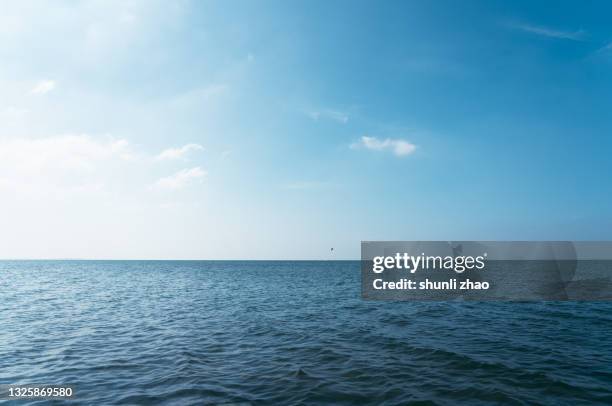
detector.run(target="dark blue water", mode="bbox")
[1,261,611,405]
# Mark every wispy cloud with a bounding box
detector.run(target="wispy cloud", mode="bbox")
[0,134,135,199]
[596,42,612,53]
[508,22,586,41]
[31,80,57,95]
[0,134,132,174]
[153,167,206,190]
[156,143,204,161]
[0,134,210,198]
[307,109,349,124]
[351,136,416,157]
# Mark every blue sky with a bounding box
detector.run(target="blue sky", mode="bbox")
[0,0,611,259]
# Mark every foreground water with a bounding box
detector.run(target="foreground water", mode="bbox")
[0,261,611,405]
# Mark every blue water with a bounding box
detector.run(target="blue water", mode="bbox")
[1,260,611,405]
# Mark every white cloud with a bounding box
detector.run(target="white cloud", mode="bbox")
[31,80,56,94]
[153,167,206,190]
[351,136,416,157]
[509,23,585,41]
[0,134,137,200]
[0,134,210,199]
[0,134,131,174]
[307,109,349,124]
[156,143,204,161]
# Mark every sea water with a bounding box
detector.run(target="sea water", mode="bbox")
[0,260,611,405]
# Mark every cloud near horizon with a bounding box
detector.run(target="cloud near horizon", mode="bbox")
[351,136,417,157]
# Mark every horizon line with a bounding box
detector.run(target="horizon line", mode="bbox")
[0,258,360,261]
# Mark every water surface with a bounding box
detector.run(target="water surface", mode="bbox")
[1,261,611,405]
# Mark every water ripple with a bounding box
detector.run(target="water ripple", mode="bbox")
[1,260,611,405]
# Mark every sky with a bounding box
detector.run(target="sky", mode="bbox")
[1,0,612,259]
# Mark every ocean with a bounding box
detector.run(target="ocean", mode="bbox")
[1,260,611,405]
